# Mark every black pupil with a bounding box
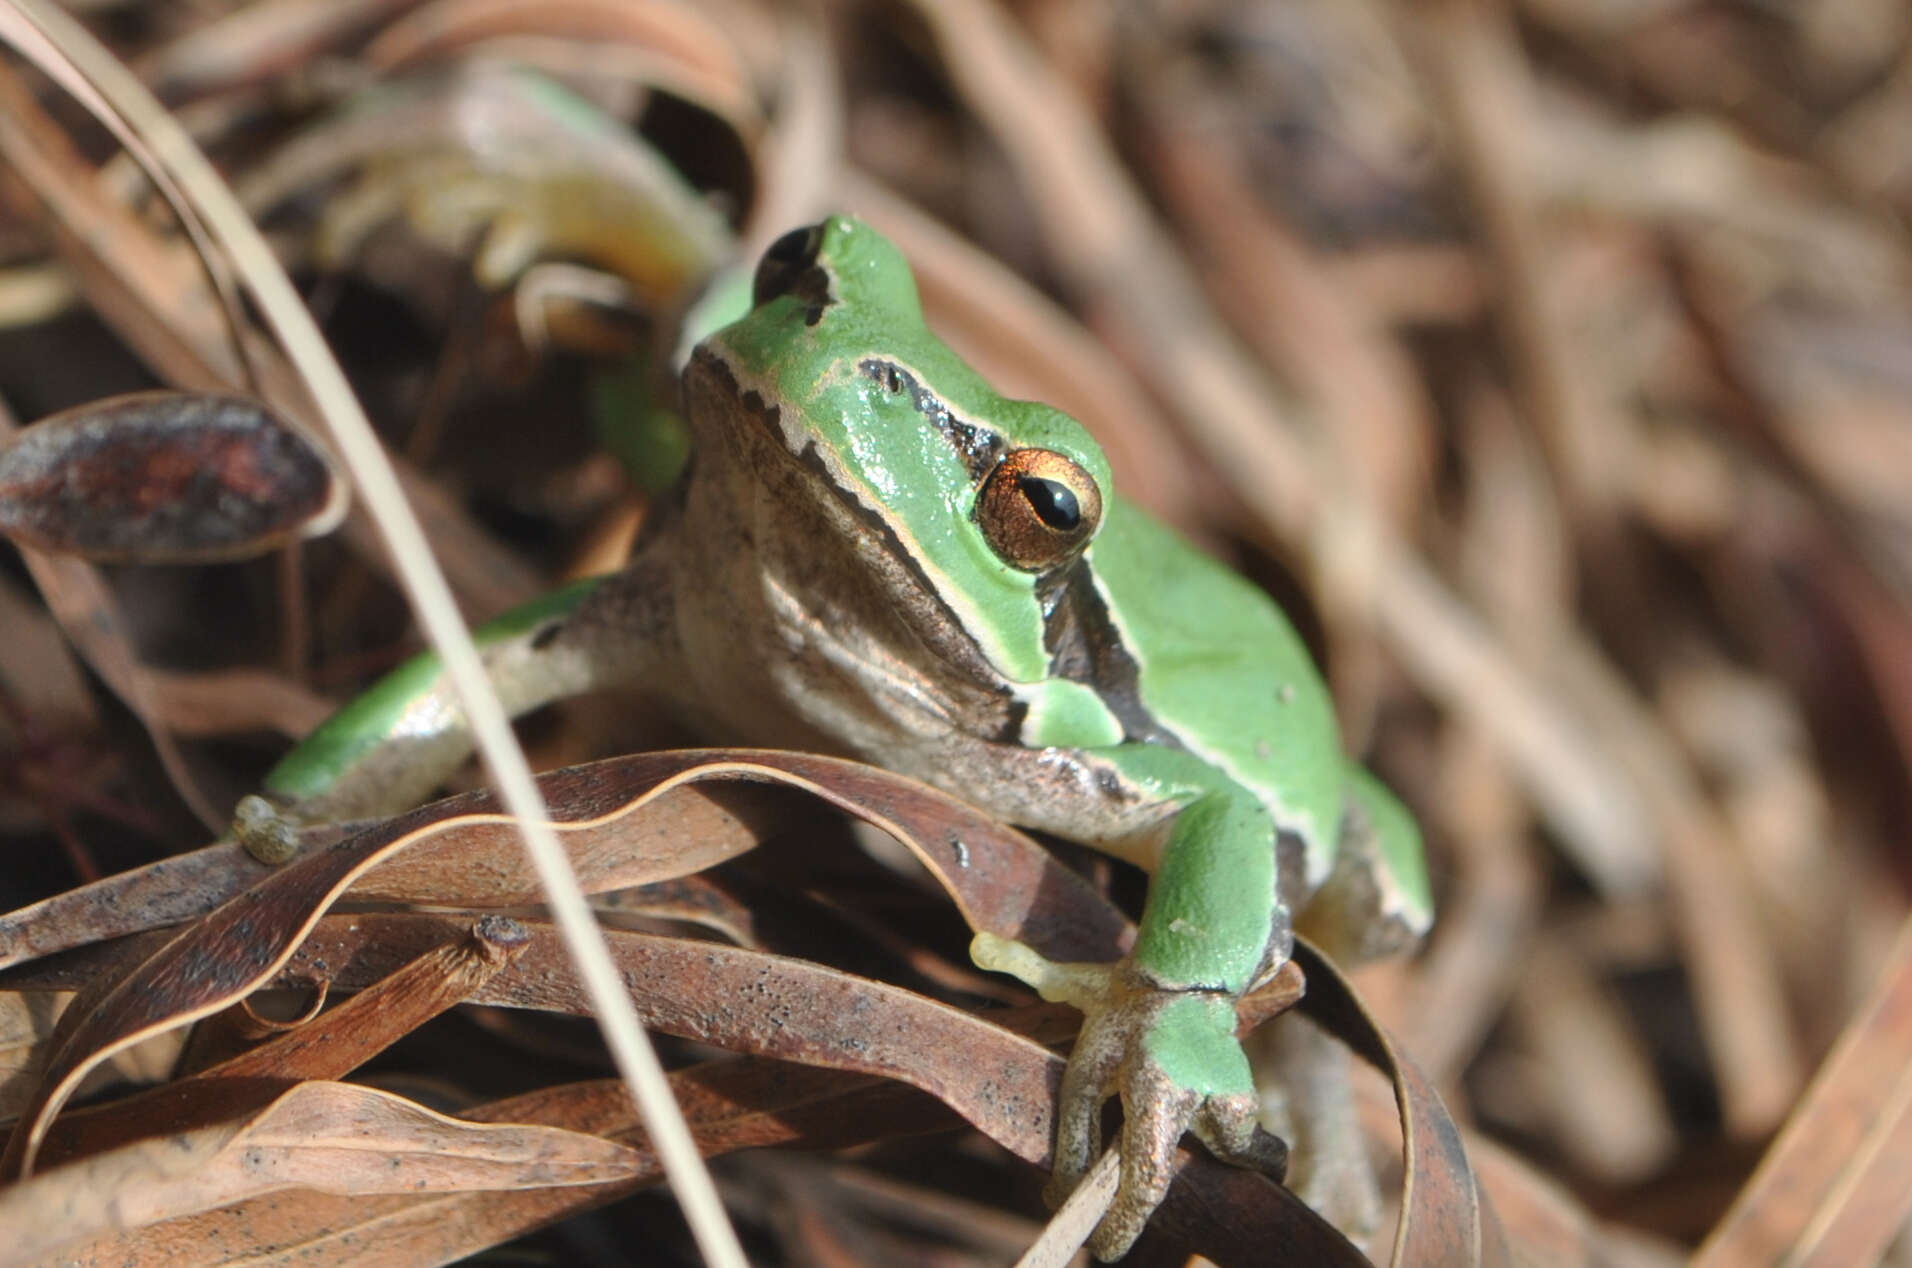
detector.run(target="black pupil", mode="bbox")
[1019,476,1080,531]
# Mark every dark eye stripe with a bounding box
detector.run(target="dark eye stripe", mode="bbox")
[1036,560,1181,748]
[857,359,1004,482]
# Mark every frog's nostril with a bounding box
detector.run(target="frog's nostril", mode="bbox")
[753,223,828,307]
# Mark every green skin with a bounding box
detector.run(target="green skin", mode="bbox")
[255,218,1432,1259]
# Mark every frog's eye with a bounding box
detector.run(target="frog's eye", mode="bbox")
[976,449,1104,572]
[753,223,828,308]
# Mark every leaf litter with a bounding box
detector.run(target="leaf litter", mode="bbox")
[0,0,1908,1263]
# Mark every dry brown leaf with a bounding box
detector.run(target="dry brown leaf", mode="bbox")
[54,1065,954,1268]
[0,1079,643,1267]
[0,750,1129,1179]
[46,936,1487,1267]
[38,916,528,1170]
[1,785,1488,1266]
[0,772,761,973]
[0,392,341,563]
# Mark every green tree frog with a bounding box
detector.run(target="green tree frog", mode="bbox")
[247,217,1432,1258]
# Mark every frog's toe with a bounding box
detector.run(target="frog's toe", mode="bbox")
[1042,1004,1128,1210]
[1089,1059,1201,1261]
[1064,987,1269,1260]
[1194,1090,1288,1179]
[972,939,1276,1257]
[1086,1063,1287,1260]
[231,794,299,865]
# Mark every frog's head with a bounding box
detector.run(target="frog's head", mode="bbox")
[687,216,1115,685]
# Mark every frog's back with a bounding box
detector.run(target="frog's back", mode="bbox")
[1088,498,1347,884]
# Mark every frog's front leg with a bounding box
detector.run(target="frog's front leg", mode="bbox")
[974,755,1291,1260]
[238,555,675,849]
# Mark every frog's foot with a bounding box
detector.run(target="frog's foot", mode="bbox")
[230,794,300,865]
[972,933,1287,1261]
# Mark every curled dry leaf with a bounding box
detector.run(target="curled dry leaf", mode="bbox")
[0,1079,643,1268]
[53,1064,958,1268]
[0,392,343,563]
[1291,942,1513,1268]
[36,917,530,1171]
[0,750,1499,1265]
[32,918,1484,1265]
[0,748,1122,975]
[0,750,1126,1179]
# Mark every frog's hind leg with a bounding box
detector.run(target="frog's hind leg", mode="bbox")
[1295,762,1432,965]
[1252,1013,1383,1243]
[1260,763,1431,1241]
